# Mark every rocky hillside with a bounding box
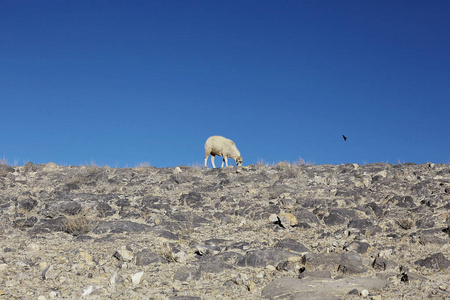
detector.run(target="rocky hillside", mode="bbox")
[0,162,449,299]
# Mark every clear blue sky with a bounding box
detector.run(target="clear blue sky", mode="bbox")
[1,1,449,167]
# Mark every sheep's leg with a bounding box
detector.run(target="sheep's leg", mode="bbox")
[222,157,228,168]
[211,155,216,168]
[204,155,208,168]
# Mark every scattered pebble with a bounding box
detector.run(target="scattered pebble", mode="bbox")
[132,271,144,285]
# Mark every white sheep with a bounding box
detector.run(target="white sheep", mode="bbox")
[204,135,243,168]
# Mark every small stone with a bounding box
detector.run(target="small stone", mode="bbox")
[415,253,450,269]
[27,243,40,252]
[374,170,387,178]
[266,265,276,271]
[378,249,393,258]
[338,252,368,274]
[39,262,48,271]
[79,251,94,265]
[132,271,144,285]
[348,289,359,295]
[174,167,182,174]
[38,296,46,300]
[173,267,201,281]
[361,289,369,297]
[234,273,249,286]
[110,271,119,289]
[135,249,166,266]
[280,198,295,209]
[278,213,298,227]
[269,214,278,223]
[82,285,94,297]
[173,250,187,263]
[274,238,309,254]
[49,291,61,298]
[42,265,57,280]
[113,247,133,262]
[196,244,222,256]
[43,162,59,171]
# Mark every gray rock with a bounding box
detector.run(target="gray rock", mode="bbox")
[372,257,397,271]
[323,209,356,226]
[44,200,82,216]
[42,265,57,280]
[262,276,389,299]
[93,221,152,234]
[169,212,210,225]
[293,209,320,225]
[338,252,368,274]
[237,248,301,268]
[415,253,450,269]
[302,253,342,271]
[179,192,204,207]
[30,217,66,234]
[196,257,233,273]
[415,217,436,229]
[156,229,180,240]
[14,216,37,228]
[298,270,332,279]
[343,241,370,254]
[419,233,448,245]
[173,267,201,281]
[170,296,202,300]
[348,218,373,230]
[196,244,223,256]
[323,211,346,226]
[135,249,166,266]
[393,195,416,208]
[274,239,309,254]
[365,202,383,218]
[0,164,14,177]
[96,202,115,217]
[18,198,38,211]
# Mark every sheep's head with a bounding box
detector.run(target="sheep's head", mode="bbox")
[235,156,243,166]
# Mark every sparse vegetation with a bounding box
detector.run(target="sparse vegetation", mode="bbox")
[257,157,313,168]
[190,162,204,169]
[159,242,177,262]
[0,156,19,166]
[135,161,151,168]
[63,215,93,236]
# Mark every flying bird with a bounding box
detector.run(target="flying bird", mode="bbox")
[342,135,347,141]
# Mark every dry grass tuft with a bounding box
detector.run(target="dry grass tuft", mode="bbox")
[0,156,18,166]
[135,161,151,168]
[190,162,204,169]
[63,215,93,236]
[159,242,177,262]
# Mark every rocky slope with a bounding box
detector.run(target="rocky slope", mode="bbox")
[0,162,449,299]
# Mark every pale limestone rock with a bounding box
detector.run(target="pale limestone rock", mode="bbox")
[132,271,144,285]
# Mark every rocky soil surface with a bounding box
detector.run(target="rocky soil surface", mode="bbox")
[0,162,449,300]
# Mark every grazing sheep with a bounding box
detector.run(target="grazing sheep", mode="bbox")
[204,136,243,168]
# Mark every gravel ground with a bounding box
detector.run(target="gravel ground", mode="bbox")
[0,162,449,299]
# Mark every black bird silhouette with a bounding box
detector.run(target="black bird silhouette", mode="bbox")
[342,135,347,141]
